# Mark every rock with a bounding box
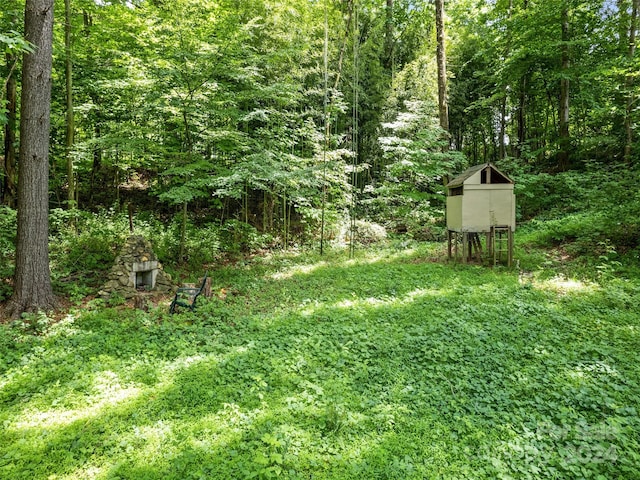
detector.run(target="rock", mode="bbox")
[99,235,175,300]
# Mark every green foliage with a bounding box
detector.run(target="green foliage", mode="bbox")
[48,209,130,299]
[9,310,54,336]
[515,165,640,267]
[1,245,639,479]
[218,220,270,254]
[448,0,631,167]
[153,217,222,268]
[366,97,465,236]
[0,206,17,301]
[0,206,16,252]
[0,24,31,125]
[351,220,388,245]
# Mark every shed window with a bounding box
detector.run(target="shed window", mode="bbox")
[449,186,463,196]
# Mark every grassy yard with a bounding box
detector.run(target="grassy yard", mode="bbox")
[1,242,639,479]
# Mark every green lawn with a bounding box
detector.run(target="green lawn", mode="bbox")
[1,243,639,479]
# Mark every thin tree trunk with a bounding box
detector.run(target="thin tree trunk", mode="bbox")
[332,0,353,91]
[3,53,18,208]
[384,0,394,71]
[179,200,187,262]
[65,0,76,208]
[558,4,570,171]
[624,0,639,162]
[516,0,529,159]
[89,122,102,205]
[517,75,527,158]
[499,0,514,160]
[435,0,449,133]
[6,0,57,318]
[499,96,507,160]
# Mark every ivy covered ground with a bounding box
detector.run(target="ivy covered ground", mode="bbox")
[1,243,639,479]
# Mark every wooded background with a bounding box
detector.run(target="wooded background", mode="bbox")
[2,0,639,258]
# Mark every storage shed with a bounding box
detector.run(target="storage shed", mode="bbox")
[446,163,515,265]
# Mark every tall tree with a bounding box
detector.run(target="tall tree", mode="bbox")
[435,0,449,132]
[6,0,57,317]
[3,51,17,207]
[64,0,75,207]
[558,2,570,170]
[384,0,394,70]
[624,0,639,162]
[1,6,23,207]
[498,0,514,160]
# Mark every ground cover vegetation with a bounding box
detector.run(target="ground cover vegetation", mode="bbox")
[1,0,640,477]
[0,243,639,479]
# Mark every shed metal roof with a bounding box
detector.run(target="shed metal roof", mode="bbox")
[446,162,514,188]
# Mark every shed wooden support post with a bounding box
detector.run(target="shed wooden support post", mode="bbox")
[471,233,482,261]
[454,232,459,261]
[462,232,468,264]
[447,230,453,260]
[202,276,212,298]
[508,229,514,267]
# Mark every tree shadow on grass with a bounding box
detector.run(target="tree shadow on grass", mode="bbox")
[1,250,639,478]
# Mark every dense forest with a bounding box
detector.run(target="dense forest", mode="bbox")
[1,1,640,478]
[0,0,639,311]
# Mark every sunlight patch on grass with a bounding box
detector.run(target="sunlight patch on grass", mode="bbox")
[13,378,141,430]
[57,465,105,480]
[269,261,328,280]
[298,286,448,317]
[349,247,421,265]
[567,361,620,382]
[163,354,210,372]
[335,296,392,309]
[401,287,450,303]
[118,419,180,468]
[534,275,598,294]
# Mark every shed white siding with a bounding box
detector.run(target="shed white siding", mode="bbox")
[446,164,516,233]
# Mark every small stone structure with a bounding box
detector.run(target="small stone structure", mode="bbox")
[99,235,174,299]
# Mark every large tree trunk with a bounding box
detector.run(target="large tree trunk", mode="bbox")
[3,53,18,208]
[435,0,449,132]
[5,0,57,318]
[558,4,570,171]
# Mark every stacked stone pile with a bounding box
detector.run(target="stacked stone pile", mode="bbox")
[99,235,174,300]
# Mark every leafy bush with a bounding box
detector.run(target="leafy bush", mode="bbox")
[10,310,55,336]
[152,217,222,268]
[0,206,16,301]
[49,208,130,297]
[219,220,270,254]
[516,164,640,259]
[365,98,465,236]
[352,220,388,245]
[0,206,16,252]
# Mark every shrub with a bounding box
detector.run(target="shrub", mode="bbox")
[0,206,17,301]
[219,220,270,254]
[49,209,130,296]
[153,217,222,268]
[353,220,388,245]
